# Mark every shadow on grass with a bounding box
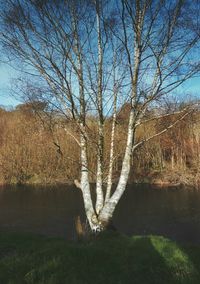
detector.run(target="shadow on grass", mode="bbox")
[0,232,199,284]
[179,242,200,281]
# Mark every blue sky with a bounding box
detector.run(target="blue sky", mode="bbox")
[181,77,200,94]
[0,64,21,107]
[0,63,199,108]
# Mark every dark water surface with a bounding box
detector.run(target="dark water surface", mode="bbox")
[0,184,200,244]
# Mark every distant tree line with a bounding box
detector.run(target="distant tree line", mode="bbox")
[0,102,200,186]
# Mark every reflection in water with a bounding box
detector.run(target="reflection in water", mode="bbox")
[0,184,200,243]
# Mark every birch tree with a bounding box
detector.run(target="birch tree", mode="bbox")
[0,0,199,231]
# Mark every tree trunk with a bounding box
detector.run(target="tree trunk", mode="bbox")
[80,133,97,230]
[95,0,104,215]
[105,82,117,202]
[98,110,136,227]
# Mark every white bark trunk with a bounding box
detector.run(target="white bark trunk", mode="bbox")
[99,110,135,225]
[105,88,117,202]
[105,116,116,202]
[95,0,104,214]
[96,135,104,214]
[80,133,97,230]
[72,12,102,231]
[98,9,142,225]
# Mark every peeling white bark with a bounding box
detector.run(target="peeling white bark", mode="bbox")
[96,152,104,214]
[99,110,135,224]
[80,133,96,229]
[105,87,117,203]
[105,119,115,202]
[95,0,104,215]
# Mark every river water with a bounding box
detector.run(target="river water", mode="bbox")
[0,184,200,243]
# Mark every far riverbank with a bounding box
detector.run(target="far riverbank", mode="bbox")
[1,169,199,189]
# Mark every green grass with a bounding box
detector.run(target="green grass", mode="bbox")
[0,231,200,284]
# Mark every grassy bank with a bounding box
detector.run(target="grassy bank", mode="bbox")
[0,232,200,284]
